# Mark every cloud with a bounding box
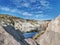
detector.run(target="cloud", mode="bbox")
[0,7,20,13]
[11,9,19,12]
[0,6,33,16]
[0,0,52,19]
[31,11,43,14]
[22,12,32,16]
[10,0,30,8]
[35,14,48,18]
[29,0,37,3]
[10,0,52,10]
[0,7,10,11]
[35,15,43,18]
[0,6,48,18]
[21,3,30,8]
[40,0,50,7]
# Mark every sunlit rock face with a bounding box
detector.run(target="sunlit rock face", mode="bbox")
[14,20,50,32]
[0,14,50,33]
[36,15,60,45]
[0,25,29,45]
[14,20,37,32]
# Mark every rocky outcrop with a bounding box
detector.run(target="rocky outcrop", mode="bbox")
[0,14,50,33]
[25,38,37,45]
[0,25,29,45]
[33,22,49,40]
[36,15,60,45]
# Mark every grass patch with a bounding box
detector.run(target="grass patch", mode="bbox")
[33,31,45,40]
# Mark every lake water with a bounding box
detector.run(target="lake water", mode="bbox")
[23,32,37,38]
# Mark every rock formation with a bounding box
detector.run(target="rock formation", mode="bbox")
[25,38,37,45]
[0,25,29,45]
[0,14,51,45]
[0,14,50,33]
[36,15,60,45]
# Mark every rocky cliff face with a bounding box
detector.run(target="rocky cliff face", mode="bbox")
[0,25,29,45]
[0,14,50,33]
[36,15,60,45]
[0,14,51,45]
[25,38,37,45]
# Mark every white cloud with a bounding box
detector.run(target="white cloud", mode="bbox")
[0,7,33,16]
[0,7,10,11]
[0,7,21,14]
[35,14,48,18]
[35,15,43,18]
[11,9,16,12]
[22,12,32,16]
[21,3,30,7]
[32,11,43,14]
[35,15,40,18]
[10,0,52,11]
[30,0,37,3]
[10,0,30,8]
[0,7,47,18]
[11,9,19,12]
[37,6,42,9]
[40,0,50,7]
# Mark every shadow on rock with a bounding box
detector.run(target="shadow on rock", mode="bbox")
[3,25,29,45]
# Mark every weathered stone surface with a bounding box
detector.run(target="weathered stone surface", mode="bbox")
[0,14,50,33]
[36,15,60,45]
[0,25,29,45]
[25,38,37,45]
[0,14,51,45]
[14,20,49,32]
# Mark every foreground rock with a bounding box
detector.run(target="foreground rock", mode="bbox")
[0,25,29,45]
[36,15,60,45]
[25,38,37,45]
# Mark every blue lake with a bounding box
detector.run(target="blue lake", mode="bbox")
[23,32,37,38]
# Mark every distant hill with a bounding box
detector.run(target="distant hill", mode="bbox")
[0,14,51,32]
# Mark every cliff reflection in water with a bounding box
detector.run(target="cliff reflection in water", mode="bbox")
[23,32,37,38]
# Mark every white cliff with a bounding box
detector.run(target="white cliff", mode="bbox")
[36,15,60,45]
[0,14,50,33]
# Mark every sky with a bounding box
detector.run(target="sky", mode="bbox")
[0,0,60,20]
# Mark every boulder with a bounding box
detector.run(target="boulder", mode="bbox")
[36,15,60,45]
[25,38,37,45]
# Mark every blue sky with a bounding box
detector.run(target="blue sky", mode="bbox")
[0,0,60,20]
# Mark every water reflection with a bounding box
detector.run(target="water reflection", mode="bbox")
[23,32,37,38]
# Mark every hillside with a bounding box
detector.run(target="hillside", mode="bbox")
[36,15,60,45]
[1,14,60,45]
[0,14,51,32]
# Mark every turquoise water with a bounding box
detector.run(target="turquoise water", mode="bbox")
[23,32,37,38]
